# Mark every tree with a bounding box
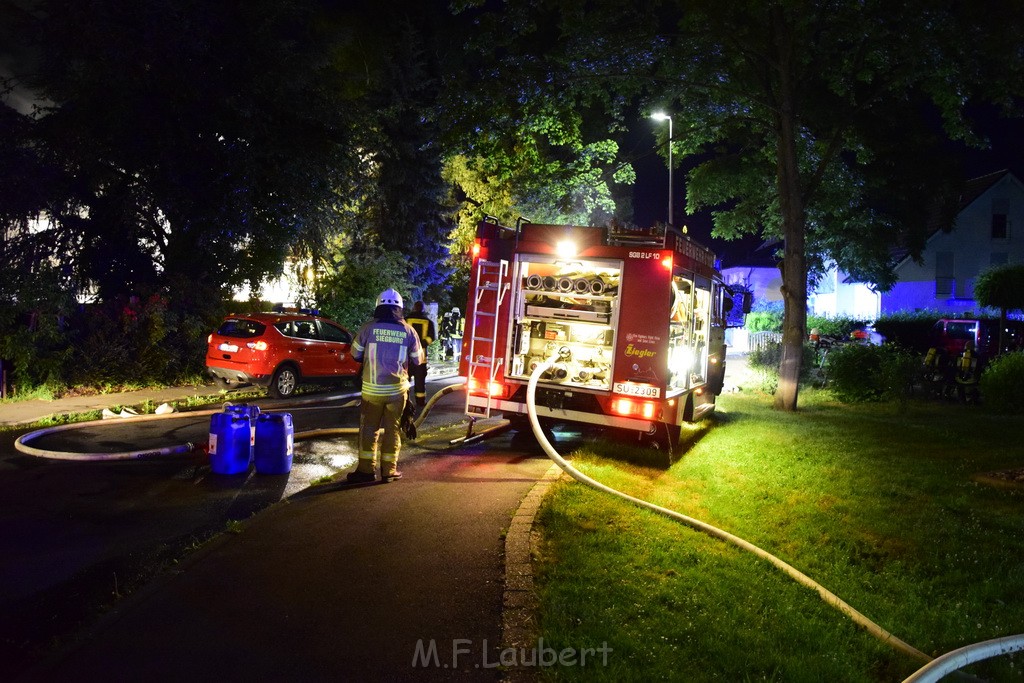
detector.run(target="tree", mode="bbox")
[441,1,639,237]
[358,9,454,300]
[0,0,469,392]
[451,0,1023,411]
[2,0,458,309]
[974,263,1024,353]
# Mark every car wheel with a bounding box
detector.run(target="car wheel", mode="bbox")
[268,365,299,398]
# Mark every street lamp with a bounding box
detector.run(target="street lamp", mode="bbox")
[651,112,673,226]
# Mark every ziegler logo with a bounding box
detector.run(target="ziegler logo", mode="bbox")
[624,344,656,359]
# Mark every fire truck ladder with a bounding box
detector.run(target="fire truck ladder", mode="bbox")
[459,258,510,444]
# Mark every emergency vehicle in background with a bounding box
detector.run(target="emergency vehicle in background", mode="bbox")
[458,218,744,454]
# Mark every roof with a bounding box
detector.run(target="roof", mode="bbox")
[891,170,1019,269]
[957,169,1012,212]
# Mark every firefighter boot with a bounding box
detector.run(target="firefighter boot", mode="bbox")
[346,451,377,483]
[380,453,403,482]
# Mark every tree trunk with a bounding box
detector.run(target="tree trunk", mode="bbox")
[771,7,807,412]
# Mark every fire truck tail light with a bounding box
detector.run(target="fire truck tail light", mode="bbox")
[471,242,481,259]
[662,255,673,270]
[468,377,507,398]
[611,399,658,419]
[612,398,633,415]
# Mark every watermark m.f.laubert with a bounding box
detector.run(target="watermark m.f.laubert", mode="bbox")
[412,638,612,669]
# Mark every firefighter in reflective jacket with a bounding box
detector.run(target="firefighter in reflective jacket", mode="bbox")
[441,307,464,361]
[347,288,423,483]
[405,300,435,407]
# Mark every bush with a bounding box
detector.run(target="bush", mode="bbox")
[744,300,783,333]
[0,287,218,397]
[979,351,1024,414]
[746,342,782,393]
[825,343,920,403]
[0,267,77,396]
[807,314,868,339]
[747,341,818,393]
[64,294,214,387]
[873,310,946,353]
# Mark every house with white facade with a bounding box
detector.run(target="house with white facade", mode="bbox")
[880,170,1024,314]
[723,170,1024,327]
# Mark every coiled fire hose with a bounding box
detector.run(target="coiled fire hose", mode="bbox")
[524,361,1024,681]
[13,379,472,461]
[14,390,362,461]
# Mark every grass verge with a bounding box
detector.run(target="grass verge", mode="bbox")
[534,390,1024,681]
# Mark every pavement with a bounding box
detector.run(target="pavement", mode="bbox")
[5,365,562,682]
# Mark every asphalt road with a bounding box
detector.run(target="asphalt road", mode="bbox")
[0,376,560,680]
[28,447,557,681]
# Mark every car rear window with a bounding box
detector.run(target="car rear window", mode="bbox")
[217,318,267,338]
[946,322,976,340]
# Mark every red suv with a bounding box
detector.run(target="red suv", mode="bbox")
[206,310,361,398]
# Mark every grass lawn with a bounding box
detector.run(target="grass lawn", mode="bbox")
[534,390,1024,681]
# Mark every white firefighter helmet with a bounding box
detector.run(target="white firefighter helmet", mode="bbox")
[376,288,403,307]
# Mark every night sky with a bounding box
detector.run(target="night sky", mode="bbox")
[632,110,1024,268]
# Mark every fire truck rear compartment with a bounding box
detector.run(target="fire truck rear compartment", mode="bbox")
[460,219,735,453]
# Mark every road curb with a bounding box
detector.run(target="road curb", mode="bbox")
[500,462,563,682]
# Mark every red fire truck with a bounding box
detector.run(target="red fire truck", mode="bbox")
[458,218,740,453]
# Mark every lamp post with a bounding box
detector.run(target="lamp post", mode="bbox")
[651,112,673,226]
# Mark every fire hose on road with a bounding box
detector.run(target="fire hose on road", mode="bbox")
[14,381,472,462]
[14,390,363,461]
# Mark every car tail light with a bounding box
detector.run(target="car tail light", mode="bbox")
[207,334,213,343]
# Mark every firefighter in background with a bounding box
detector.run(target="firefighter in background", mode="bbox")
[955,339,982,404]
[405,300,435,407]
[441,307,464,361]
[347,288,423,483]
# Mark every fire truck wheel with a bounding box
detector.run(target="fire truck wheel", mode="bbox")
[643,423,681,463]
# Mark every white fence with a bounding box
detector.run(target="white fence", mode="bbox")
[725,329,783,353]
[748,331,783,352]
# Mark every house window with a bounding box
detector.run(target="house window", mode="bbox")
[992,198,1009,239]
[935,252,954,297]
